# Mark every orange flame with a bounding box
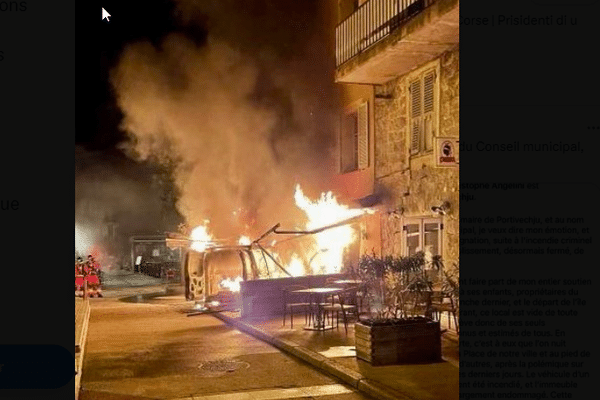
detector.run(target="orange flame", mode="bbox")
[190,221,214,252]
[187,187,371,280]
[294,184,371,275]
[287,254,305,277]
[219,276,243,292]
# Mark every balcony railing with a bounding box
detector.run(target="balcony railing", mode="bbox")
[335,0,436,68]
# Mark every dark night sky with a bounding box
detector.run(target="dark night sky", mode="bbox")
[78,0,329,152]
[78,0,205,151]
[75,1,201,243]
[76,0,335,246]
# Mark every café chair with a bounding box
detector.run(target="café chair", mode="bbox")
[322,288,358,334]
[282,285,311,329]
[430,291,459,333]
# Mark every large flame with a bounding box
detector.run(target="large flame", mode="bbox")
[187,186,371,280]
[220,276,243,292]
[288,254,305,277]
[294,184,371,275]
[190,221,214,252]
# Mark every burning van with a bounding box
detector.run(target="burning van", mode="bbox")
[167,220,365,315]
[166,185,374,315]
[177,241,259,302]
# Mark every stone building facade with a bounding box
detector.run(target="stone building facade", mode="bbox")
[374,46,459,266]
[332,0,459,272]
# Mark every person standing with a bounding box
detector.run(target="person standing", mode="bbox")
[75,257,86,297]
[87,255,102,283]
[85,255,103,298]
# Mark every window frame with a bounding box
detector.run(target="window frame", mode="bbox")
[407,60,440,157]
[402,217,443,258]
[339,99,369,174]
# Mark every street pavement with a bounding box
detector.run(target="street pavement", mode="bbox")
[215,312,459,400]
[79,292,371,400]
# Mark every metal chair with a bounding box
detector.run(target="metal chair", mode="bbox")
[430,291,459,333]
[322,287,358,334]
[322,282,344,306]
[282,285,311,329]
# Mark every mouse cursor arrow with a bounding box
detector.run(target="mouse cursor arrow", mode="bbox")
[102,8,111,22]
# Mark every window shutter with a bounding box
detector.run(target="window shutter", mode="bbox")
[423,71,435,151]
[423,72,435,114]
[411,120,420,154]
[410,79,421,154]
[358,102,369,170]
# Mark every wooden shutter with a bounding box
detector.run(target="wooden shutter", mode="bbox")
[340,111,359,173]
[423,71,435,151]
[410,79,422,154]
[358,102,369,170]
[423,72,435,113]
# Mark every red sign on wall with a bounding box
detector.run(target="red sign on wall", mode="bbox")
[435,138,459,167]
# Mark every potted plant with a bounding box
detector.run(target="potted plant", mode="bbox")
[353,251,444,365]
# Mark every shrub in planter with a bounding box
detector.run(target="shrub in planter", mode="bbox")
[353,251,448,365]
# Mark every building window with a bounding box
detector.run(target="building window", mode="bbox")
[404,218,442,257]
[340,101,369,173]
[409,65,439,155]
[404,218,443,282]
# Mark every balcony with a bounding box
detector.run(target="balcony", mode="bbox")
[335,0,459,84]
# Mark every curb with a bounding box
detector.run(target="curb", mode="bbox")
[321,359,363,387]
[358,379,413,400]
[212,312,409,400]
[75,299,91,400]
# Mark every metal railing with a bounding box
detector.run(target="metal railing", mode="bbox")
[335,0,436,67]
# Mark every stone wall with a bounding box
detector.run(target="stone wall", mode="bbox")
[373,45,459,267]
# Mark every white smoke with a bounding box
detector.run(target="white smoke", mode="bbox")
[112,23,337,239]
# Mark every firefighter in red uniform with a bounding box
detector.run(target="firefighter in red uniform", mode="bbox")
[75,257,85,297]
[85,255,103,297]
[86,255,97,275]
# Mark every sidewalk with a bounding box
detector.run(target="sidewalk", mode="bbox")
[214,311,459,400]
[75,297,91,400]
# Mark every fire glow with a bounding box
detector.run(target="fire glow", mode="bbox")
[189,184,372,279]
[219,276,243,292]
[293,184,372,275]
[238,236,251,246]
[190,221,214,252]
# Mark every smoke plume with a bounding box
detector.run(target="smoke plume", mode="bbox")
[75,146,181,256]
[111,0,339,239]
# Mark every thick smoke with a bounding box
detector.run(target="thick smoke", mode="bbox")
[111,0,339,239]
[75,146,181,257]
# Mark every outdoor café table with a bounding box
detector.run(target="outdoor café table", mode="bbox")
[292,288,342,331]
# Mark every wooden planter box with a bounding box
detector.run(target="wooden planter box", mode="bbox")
[355,319,441,365]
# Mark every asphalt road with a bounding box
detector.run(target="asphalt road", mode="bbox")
[80,293,371,400]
